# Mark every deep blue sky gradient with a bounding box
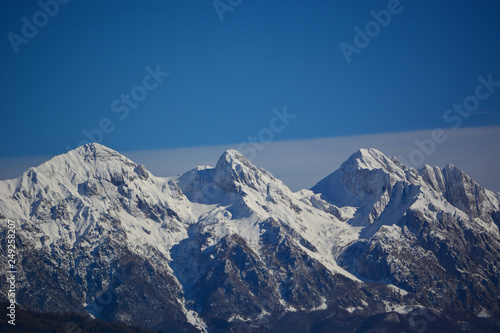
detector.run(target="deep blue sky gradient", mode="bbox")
[1,0,499,157]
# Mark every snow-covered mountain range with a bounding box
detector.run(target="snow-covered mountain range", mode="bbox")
[1,143,499,332]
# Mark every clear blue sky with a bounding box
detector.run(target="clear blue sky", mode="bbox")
[1,0,500,158]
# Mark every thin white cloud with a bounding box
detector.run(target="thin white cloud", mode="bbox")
[125,126,500,191]
[123,125,500,192]
[1,126,499,192]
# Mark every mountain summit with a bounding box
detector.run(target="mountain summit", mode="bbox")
[1,144,499,332]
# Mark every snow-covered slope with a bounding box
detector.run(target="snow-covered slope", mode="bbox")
[312,148,500,317]
[1,144,499,332]
[0,143,206,332]
[0,143,196,252]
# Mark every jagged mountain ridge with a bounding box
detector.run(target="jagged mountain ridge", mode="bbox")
[1,144,499,332]
[313,148,500,316]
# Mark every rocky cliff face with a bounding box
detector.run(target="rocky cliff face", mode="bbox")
[1,144,499,332]
[0,144,203,332]
[314,149,500,319]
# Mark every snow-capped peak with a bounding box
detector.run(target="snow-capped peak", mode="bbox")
[58,142,132,166]
[28,143,142,190]
[217,149,248,164]
[73,142,118,156]
[215,149,256,175]
[311,149,407,207]
[345,148,406,179]
[177,149,286,206]
[212,149,279,194]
